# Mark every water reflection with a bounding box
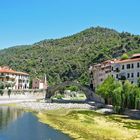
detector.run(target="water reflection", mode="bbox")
[0,106,72,140]
[0,106,24,130]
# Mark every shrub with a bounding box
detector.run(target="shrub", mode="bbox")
[121,53,129,60]
[8,89,12,98]
[0,89,4,96]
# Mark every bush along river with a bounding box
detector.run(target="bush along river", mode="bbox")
[0,106,72,140]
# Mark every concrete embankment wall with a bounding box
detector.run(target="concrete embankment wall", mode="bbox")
[0,89,46,99]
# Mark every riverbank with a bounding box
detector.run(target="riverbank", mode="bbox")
[11,102,139,140]
[37,109,140,140]
[1,101,140,140]
[19,102,95,111]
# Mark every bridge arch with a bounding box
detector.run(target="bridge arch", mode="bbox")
[45,81,104,103]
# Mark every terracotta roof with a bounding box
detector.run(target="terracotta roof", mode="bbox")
[131,53,140,58]
[113,57,140,64]
[0,68,29,76]
[33,78,44,83]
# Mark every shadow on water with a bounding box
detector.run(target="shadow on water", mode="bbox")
[0,106,72,140]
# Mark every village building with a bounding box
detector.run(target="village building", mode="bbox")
[89,60,112,91]
[111,54,140,84]
[0,66,29,89]
[90,54,140,90]
[32,78,48,89]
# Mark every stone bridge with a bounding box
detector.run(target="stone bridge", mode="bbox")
[45,81,104,103]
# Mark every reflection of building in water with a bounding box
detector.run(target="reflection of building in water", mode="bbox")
[0,106,24,129]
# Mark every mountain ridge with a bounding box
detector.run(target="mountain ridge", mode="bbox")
[0,26,140,85]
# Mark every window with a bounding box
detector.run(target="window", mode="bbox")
[127,64,130,69]
[131,81,134,84]
[131,73,134,78]
[112,67,113,71]
[116,68,120,72]
[131,64,134,68]
[122,65,124,69]
[127,73,130,78]
[137,72,140,77]
[116,74,118,79]
[137,63,140,68]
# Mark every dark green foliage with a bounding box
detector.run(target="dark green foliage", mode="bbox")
[66,86,79,91]
[0,82,4,96]
[53,94,64,99]
[0,82,4,89]
[29,79,33,89]
[7,89,11,98]
[137,78,140,87]
[0,27,140,85]
[0,89,4,96]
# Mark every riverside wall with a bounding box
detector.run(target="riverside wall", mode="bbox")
[0,89,46,99]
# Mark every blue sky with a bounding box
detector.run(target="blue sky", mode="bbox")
[0,0,140,49]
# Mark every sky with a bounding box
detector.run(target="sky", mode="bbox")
[0,0,140,49]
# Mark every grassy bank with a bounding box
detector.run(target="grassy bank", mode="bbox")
[37,109,140,140]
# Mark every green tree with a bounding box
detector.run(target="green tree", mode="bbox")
[0,89,4,96]
[121,53,129,60]
[66,86,79,91]
[112,82,122,113]
[96,76,116,104]
[29,79,33,89]
[0,82,4,96]
[96,77,140,112]
[7,89,12,98]
[137,77,140,87]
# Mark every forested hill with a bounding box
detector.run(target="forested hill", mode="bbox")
[0,27,140,85]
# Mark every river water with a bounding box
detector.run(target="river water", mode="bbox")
[0,106,72,140]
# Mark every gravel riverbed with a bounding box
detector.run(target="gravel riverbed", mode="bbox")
[18,101,140,119]
[19,102,95,111]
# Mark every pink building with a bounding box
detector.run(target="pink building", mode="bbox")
[32,78,48,89]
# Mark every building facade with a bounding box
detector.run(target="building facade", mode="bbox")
[112,54,140,84]
[90,54,140,89]
[0,66,29,89]
[32,78,48,89]
[89,60,112,90]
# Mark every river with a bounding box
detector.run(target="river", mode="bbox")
[0,106,72,140]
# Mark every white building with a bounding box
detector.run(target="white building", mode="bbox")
[112,54,140,84]
[90,54,140,89]
[0,66,29,89]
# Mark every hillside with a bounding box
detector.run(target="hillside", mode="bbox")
[0,27,140,85]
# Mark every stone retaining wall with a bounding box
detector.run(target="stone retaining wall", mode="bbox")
[0,89,46,99]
